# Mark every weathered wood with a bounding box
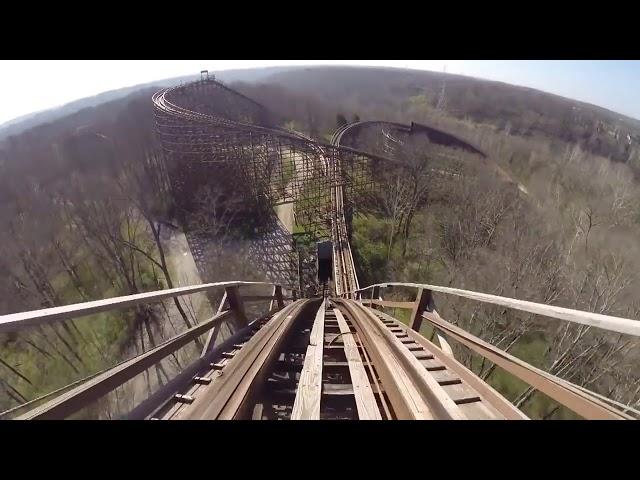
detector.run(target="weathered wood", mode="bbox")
[336,300,434,420]
[422,310,632,419]
[0,281,274,333]
[334,309,382,420]
[374,307,527,420]
[291,300,326,420]
[252,404,264,420]
[436,334,454,357]
[349,301,467,420]
[18,310,233,419]
[357,282,640,337]
[274,285,285,310]
[126,320,260,420]
[220,300,312,420]
[225,286,248,328]
[409,288,431,331]
[175,394,194,404]
[201,291,228,358]
[177,300,307,420]
[361,299,416,309]
[268,285,277,313]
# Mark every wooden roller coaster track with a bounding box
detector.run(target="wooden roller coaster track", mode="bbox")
[2,77,639,420]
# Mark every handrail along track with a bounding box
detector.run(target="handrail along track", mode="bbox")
[1,77,638,420]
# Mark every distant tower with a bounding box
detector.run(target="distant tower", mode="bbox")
[436,64,447,111]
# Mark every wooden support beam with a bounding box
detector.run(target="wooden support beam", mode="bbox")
[274,285,285,310]
[178,300,307,420]
[421,310,632,420]
[409,288,432,331]
[18,310,233,419]
[201,291,228,358]
[437,335,454,357]
[268,285,277,313]
[370,286,378,310]
[225,286,248,329]
[334,309,381,420]
[291,300,325,420]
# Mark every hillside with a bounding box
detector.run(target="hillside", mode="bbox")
[257,66,640,163]
[0,66,301,142]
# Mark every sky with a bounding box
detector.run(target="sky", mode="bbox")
[0,60,639,126]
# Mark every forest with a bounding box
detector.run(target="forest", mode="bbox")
[1,66,639,419]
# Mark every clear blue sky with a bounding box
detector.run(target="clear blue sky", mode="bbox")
[0,60,639,125]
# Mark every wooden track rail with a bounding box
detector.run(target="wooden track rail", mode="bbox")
[0,281,296,420]
[2,77,639,421]
[349,282,640,419]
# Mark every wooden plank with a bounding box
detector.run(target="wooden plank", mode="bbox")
[225,286,248,328]
[458,400,502,420]
[361,299,416,309]
[335,300,434,420]
[348,301,466,420]
[323,383,355,395]
[201,291,228,357]
[374,308,527,420]
[216,301,308,420]
[219,300,308,420]
[409,288,431,331]
[274,285,285,310]
[441,382,482,404]
[0,281,275,333]
[428,369,461,385]
[334,309,382,420]
[436,334,454,357]
[420,359,446,370]
[268,285,278,313]
[18,310,233,419]
[252,404,264,420]
[178,300,307,420]
[422,310,632,420]
[412,351,434,360]
[362,282,640,337]
[291,300,326,420]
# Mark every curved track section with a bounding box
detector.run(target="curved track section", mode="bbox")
[153,79,385,295]
[332,120,487,157]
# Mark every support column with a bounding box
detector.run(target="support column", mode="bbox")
[225,286,248,329]
[409,288,432,332]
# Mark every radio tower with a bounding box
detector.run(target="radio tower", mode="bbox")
[436,64,447,111]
